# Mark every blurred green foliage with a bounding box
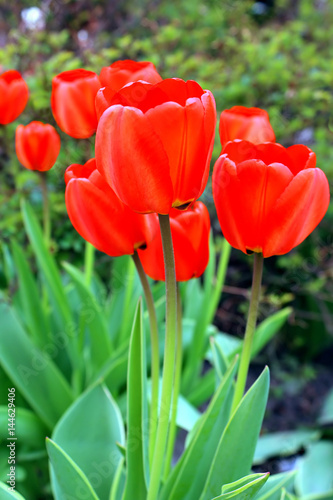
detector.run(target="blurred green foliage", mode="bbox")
[0,0,332,357]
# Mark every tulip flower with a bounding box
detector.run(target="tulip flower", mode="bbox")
[95,78,216,214]
[0,70,29,125]
[99,59,162,90]
[138,202,210,281]
[219,106,275,148]
[51,69,100,139]
[65,159,153,256]
[15,121,61,171]
[213,141,330,258]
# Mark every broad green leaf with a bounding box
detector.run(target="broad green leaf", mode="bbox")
[175,394,201,431]
[11,241,49,348]
[187,369,216,407]
[210,337,229,381]
[254,430,320,464]
[0,481,25,499]
[21,200,72,326]
[47,438,99,500]
[295,441,333,496]
[62,262,113,371]
[0,303,74,429]
[122,300,148,500]
[161,357,237,500]
[251,308,292,358]
[256,471,296,500]
[212,473,269,500]
[0,406,47,448]
[318,387,333,425]
[52,383,125,500]
[200,367,270,500]
[93,343,128,396]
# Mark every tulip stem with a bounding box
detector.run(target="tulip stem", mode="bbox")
[132,251,160,468]
[84,242,95,287]
[38,172,51,249]
[163,283,182,480]
[147,214,177,500]
[231,252,264,413]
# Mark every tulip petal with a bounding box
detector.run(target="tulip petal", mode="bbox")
[286,144,316,175]
[96,105,173,214]
[263,168,330,256]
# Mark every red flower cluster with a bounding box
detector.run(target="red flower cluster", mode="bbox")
[59,59,329,280]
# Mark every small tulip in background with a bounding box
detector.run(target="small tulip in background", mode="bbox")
[15,121,61,172]
[51,69,101,138]
[0,69,29,125]
[219,105,275,147]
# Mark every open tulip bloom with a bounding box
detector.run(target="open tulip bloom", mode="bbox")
[213,140,330,258]
[95,78,216,214]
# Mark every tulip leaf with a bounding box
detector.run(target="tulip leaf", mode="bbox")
[11,240,49,348]
[256,471,296,500]
[0,406,47,449]
[109,458,126,500]
[0,302,74,429]
[251,307,292,358]
[62,262,113,372]
[295,441,333,496]
[0,481,25,499]
[51,382,124,500]
[210,472,269,500]
[21,200,75,361]
[122,300,148,500]
[199,367,270,500]
[318,387,333,425]
[161,356,237,500]
[210,336,229,381]
[254,430,320,465]
[47,438,99,500]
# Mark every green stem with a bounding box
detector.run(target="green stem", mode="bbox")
[147,214,177,500]
[132,251,160,468]
[38,172,51,249]
[119,256,135,345]
[163,283,182,479]
[231,252,264,413]
[84,241,95,287]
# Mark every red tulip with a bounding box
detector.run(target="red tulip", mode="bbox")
[15,121,61,171]
[0,70,29,125]
[96,78,216,214]
[65,159,153,257]
[138,202,210,281]
[213,141,330,258]
[51,69,100,139]
[219,106,275,148]
[99,59,162,90]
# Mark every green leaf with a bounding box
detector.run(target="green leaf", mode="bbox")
[256,471,296,500]
[122,300,148,500]
[47,438,99,500]
[52,383,125,500]
[254,430,320,464]
[295,441,333,496]
[11,241,49,348]
[318,387,333,425]
[0,406,47,448]
[0,481,25,499]
[210,336,229,381]
[21,200,71,325]
[200,367,270,500]
[175,394,201,431]
[161,357,237,500]
[62,262,113,372]
[0,303,74,429]
[211,473,269,500]
[109,458,126,500]
[251,308,292,358]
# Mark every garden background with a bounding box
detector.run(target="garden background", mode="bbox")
[0,0,333,498]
